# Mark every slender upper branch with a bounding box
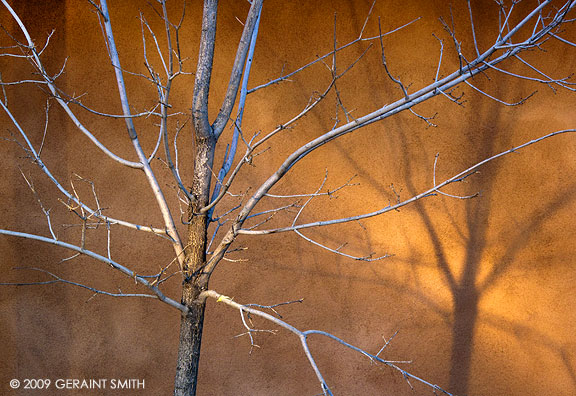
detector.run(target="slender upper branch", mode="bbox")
[0,0,143,169]
[99,0,184,265]
[192,0,218,138]
[212,0,264,138]
[209,6,262,215]
[239,129,576,235]
[247,17,421,94]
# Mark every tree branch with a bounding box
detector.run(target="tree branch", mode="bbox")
[212,0,263,138]
[192,0,217,138]
[0,0,143,169]
[99,0,184,265]
[201,289,453,396]
[0,100,168,236]
[0,229,188,313]
[238,129,576,235]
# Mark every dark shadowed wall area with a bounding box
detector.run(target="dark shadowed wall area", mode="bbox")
[1,1,575,395]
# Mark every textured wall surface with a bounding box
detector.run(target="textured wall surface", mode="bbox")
[1,1,575,395]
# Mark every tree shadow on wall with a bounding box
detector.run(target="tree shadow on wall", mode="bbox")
[259,3,576,392]
[397,101,502,393]
[397,99,576,394]
[309,88,576,395]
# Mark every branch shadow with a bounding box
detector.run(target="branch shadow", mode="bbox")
[398,106,576,394]
[295,82,576,394]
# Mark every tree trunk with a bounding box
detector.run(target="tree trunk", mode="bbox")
[173,214,211,396]
[174,214,211,396]
[173,130,216,395]
[174,282,207,396]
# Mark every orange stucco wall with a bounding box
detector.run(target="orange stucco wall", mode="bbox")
[1,1,575,395]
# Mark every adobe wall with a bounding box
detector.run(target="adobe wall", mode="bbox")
[1,1,575,395]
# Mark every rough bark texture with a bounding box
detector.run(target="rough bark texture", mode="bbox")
[173,127,215,394]
[174,284,206,396]
[174,212,211,395]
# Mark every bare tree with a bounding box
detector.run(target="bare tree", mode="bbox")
[1,1,575,395]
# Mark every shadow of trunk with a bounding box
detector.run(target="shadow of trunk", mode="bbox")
[397,86,504,394]
[449,286,478,393]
